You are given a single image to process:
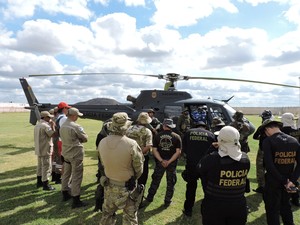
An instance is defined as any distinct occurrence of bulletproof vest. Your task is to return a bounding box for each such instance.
[205,152,249,201]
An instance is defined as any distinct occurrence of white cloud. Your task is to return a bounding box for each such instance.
[151,0,238,28]
[2,0,92,20]
[123,0,145,7]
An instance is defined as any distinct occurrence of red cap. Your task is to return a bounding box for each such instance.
[58,101,71,109]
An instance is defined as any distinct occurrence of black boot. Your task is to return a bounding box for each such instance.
[42,180,55,191]
[72,195,88,209]
[62,191,72,201]
[37,176,43,188]
[51,172,56,182]
[55,173,61,184]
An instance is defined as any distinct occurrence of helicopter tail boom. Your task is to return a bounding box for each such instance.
[19,78,41,125]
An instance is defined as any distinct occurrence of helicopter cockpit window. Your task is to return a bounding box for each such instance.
[209,106,227,124]
[164,105,182,119]
[189,105,208,124]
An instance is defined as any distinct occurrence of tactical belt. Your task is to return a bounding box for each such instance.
[109,179,126,187]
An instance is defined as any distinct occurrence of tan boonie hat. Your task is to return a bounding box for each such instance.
[49,109,54,115]
[108,112,132,132]
[138,112,152,124]
[68,107,83,117]
[40,111,54,118]
[218,126,242,161]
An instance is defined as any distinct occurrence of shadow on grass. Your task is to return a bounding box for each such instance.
[0,166,100,225]
[0,144,33,155]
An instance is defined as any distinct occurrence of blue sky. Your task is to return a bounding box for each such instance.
[1,0,300,107]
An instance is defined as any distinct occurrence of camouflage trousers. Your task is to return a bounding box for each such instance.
[147,160,178,203]
[100,184,138,225]
[256,147,265,187]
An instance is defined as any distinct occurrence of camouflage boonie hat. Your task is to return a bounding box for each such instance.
[108,112,132,132]
[138,112,152,124]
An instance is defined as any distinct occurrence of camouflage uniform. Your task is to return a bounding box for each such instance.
[253,110,273,192]
[126,123,152,186]
[177,112,191,137]
[253,125,267,189]
[99,112,144,225]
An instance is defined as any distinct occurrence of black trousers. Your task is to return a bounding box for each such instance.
[183,165,199,212]
[263,175,294,225]
[147,160,177,203]
[138,155,149,186]
[201,197,247,225]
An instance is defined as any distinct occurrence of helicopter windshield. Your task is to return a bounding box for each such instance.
[223,103,236,118]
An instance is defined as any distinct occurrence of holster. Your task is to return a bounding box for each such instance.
[129,184,145,211]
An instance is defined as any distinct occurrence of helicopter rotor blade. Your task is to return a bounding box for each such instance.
[187,76,300,89]
[28,72,299,89]
[28,72,158,78]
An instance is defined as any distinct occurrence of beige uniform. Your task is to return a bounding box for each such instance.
[60,118,88,196]
[34,119,55,181]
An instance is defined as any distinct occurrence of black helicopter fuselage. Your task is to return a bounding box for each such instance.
[20,77,253,131]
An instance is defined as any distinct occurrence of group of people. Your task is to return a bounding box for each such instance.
[252,110,300,225]
[34,102,88,208]
[34,105,300,225]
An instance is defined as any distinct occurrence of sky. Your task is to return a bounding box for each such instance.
[1,0,300,107]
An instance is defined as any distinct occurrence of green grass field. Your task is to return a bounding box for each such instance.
[0,112,299,225]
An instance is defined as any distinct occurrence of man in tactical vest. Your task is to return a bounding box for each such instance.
[126,112,153,208]
[99,112,144,225]
[197,126,250,225]
[182,121,215,217]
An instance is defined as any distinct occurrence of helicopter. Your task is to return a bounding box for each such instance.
[19,73,300,131]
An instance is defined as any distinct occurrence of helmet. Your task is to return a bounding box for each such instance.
[261,110,272,121]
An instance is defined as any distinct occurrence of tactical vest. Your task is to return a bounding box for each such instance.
[205,152,250,201]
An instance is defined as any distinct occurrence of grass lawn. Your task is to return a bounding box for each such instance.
[0,112,299,225]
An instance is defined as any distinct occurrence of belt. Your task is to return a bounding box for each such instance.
[109,179,126,187]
